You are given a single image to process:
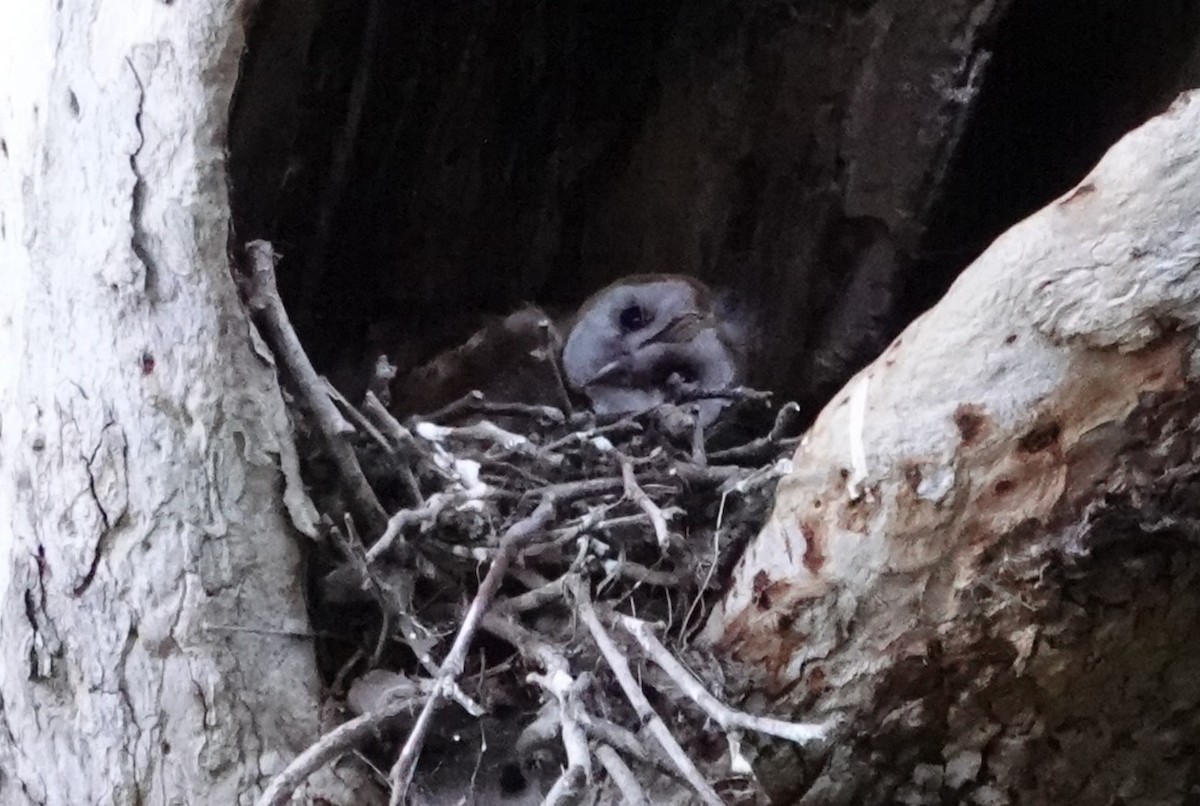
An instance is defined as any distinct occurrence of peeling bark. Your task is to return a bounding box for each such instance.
[706,92,1200,805]
[0,2,361,804]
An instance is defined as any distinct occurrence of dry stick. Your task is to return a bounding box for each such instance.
[359,391,423,507]
[672,384,772,405]
[707,400,802,464]
[386,497,557,805]
[330,518,391,665]
[527,669,591,786]
[497,540,589,613]
[333,517,482,716]
[361,391,415,449]
[255,693,419,806]
[533,476,626,504]
[365,499,446,562]
[539,765,587,806]
[323,378,392,451]
[480,611,570,676]
[421,389,565,425]
[538,319,575,417]
[245,240,388,535]
[672,461,751,491]
[621,459,671,549]
[595,743,650,806]
[324,380,423,507]
[540,417,643,453]
[580,715,683,782]
[572,582,725,806]
[620,616,834,745]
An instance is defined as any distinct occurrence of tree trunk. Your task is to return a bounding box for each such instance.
[704,91,1200,805]
[0,2,365,804]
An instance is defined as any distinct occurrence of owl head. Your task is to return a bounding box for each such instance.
[561,274,752,425]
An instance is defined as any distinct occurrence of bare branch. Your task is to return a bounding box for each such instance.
[420,389,565,425]
[255,692,418,806]
[622,459,671,549]
[595,743,650,806]
[244,240,387,534]
[620,615,834,745]
[572,581,725,806]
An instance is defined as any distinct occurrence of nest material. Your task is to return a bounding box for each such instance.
[245,241,829,806]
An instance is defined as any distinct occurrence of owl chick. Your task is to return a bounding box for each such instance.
[561,274,753,425]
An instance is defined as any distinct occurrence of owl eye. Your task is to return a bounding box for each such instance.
[618,304,648,332]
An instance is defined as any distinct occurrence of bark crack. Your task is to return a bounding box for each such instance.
[73,422,127,597]
[125,57,162,300]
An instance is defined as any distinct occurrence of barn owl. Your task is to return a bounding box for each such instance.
[388,275,752,425]
[561,274,752,425]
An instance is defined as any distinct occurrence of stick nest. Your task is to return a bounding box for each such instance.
[246,241,827,806]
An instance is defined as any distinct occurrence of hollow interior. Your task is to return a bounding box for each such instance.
[228,0,1200,418]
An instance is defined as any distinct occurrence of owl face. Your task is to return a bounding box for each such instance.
[561,275,746,424]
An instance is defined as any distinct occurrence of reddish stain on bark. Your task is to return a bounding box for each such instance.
[953,404,988,445]
[752,570,772,611]
[902,462,923,492]
[800,521,824,574]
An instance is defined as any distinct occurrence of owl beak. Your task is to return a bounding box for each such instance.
[644,310,712,346]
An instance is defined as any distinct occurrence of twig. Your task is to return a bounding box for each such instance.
[708,401,802,464]
[539,765,587,806]
[361,391,416,451]
[480,611,570,675]
[245,240,387,534]
[622,460,671,549]
[386,497,556,805]
[329,518,392,664]
[322,377,392,452]
[603,559,682,587]
[680,515,725,641]
[421,390,565,425]
[671,384,772,405]
[620,616,834,745]
[365,499,445,562]
[498,539,588,612]
[538,318,575,417]
[415,419,530,450]
[534,476,626,504]
[671,461,748,489]
[526,669,590,784]
[255,692,418,806]
[572,580,725,806]
[595,743,650,806]
[352,390,423,507]
[580,715,683,782]
[540,418,642,453]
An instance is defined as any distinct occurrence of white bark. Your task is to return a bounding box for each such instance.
[704,91,1200,802]
[0,2,355,804]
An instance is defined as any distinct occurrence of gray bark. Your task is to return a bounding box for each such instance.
[0,2,361,804]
